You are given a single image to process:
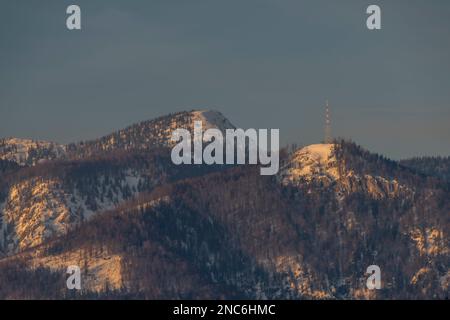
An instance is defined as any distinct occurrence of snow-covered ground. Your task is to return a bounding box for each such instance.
[191,110,236,132]
[0,137,65,166]
[280,143,411,200]
[281,144,339,183]
[0,168,156,254]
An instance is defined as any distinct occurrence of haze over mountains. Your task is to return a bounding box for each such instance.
[0,110,448,299]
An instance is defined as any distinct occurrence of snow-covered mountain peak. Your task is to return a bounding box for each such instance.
[280,142,412,200]
[1,110,237,164]
[281,143,340,183]
[190,110,236,131]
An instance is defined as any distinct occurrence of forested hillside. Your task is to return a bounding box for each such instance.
[0,112,448,299]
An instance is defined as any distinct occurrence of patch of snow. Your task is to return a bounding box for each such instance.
[281,144,339,183]
[191,110,235,132]
[0,137,65,166]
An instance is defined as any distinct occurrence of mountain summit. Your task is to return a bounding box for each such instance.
[0,110,234,166]
[281,143,339,182]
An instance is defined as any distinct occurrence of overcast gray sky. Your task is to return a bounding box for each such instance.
[1,0,449,159]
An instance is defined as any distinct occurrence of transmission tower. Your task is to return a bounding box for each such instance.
[324,100,332,144]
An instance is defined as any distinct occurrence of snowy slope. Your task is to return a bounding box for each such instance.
[0,161,170,254]
[280,143,411,200]
[0,110,236,254]
[281,144,339,183]
[191,110,236,132]
[0,138,66,166]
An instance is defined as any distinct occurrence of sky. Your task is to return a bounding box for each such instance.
[1,0,449,159]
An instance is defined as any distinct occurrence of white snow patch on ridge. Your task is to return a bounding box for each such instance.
[281,144,339,183]
[0,137,65,165]
[191,110,236,132]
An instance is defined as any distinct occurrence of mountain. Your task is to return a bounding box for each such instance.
[0,150,172,254]
[280,143,416,199]
[0,112,448,299]
[0,110,233,255]
[281,143,339,181]
[0,110,234,166]
[65,110,235,159]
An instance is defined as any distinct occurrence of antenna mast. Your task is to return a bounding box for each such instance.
[324,100,332,144]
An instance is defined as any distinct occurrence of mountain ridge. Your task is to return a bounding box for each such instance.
[0,110,448,299]
[0,110,234,166]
